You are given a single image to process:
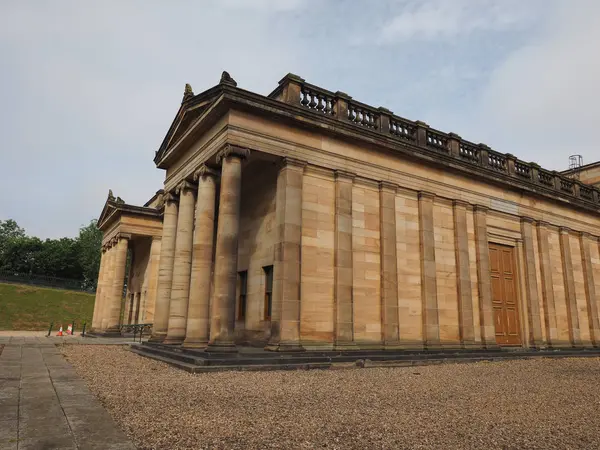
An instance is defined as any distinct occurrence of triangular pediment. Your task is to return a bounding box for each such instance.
[155,85,224,163]
[97,190,125,229]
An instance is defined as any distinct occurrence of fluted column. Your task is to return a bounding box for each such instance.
[100,242,116,330]
[105,234,130,333]
[537,221,558,346]
[184,165,219,348]
[560,227,582,347]
[164,181,197,344]
[580,232,600,347]
[208,145,249,351]
[91,246,108,331]
[474,206,497,348]
[521,218,543,347]
[150,193,179,342]
[419,191,440,348]
[453,200,476,347]
[380,181,400,347]
[334,170,355,348]
[267,157,305,351]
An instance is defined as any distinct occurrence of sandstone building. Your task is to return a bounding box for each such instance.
[91,72,600,351]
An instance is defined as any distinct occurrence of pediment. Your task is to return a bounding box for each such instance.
[97,191,125,229]
[154,86,224,163]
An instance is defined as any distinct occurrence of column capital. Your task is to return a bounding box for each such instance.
[559,226,572,235]
[117,233,132,241]
[278,156,307,171]
[537,220,551,229]
[175,180,197,195]
[379,180,398,193]
[110,236,119,246]
[580,231,592,239]
[521,216,535,224]
[193,164,219,181]
[418,191,435,201]
[473,204,489,214]
[452,199,470,208]
[216,144,250,164]
[334,169,355,181]
[163,192,179,204]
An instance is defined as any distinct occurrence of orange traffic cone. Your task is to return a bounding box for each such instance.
[67,324,73,335]
[57,326,63,336]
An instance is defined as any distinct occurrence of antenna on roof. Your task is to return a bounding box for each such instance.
[568,155,583,180]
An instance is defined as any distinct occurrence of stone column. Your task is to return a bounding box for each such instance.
[91,247,108,331]
[150,193,179,342]
[521,218,544,347]
[105,234,130,333]
[208,145,249,351]
[473,206,497,348]
[418,191,440,348]
[559,227,582,347]
[453,201,476,347]
[579,233,599,347]
[164,181,197,344]
[334,170,355,349]
[183,165,219,348]
[266,157,304,351]
[380,181,400,347]
[536,221,558,346]
[144,236,162,323]
[100,243,116,330]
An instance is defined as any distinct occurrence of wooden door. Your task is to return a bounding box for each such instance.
[489,244,521,346]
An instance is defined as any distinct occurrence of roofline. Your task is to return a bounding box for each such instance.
[561,160,600,174]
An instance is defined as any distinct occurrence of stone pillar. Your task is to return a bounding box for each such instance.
[521,218,544,347]
[380,181,400,347]
[164,181,197,344]
[208,145,249,351]
[418,192,440,348]
[333,170,355,348]
[580,233,599,347]
[453,201,476,347]
[100,243,116,330]
[91,247,108,331]
[183,165,219,348]
[473,206,497,348]
[144,236,162,324]
[266,156,305,351]
[105,234,130,333]
[536,221,558,346]
[559,227,582,347]
[150,193,179,342]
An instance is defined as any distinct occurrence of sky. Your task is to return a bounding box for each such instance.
[1,0,599,239]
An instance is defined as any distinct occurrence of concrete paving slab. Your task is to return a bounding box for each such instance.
[0,342,136,450]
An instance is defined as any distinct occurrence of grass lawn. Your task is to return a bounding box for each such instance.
[0,282,95,330]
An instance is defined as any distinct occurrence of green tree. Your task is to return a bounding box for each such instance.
[0,219,26,255]
[77,220,102,287]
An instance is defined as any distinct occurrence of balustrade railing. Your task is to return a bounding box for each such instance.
[487,151,507,173]
[515,161,532,179]
[389,117,416,142]
[426,130,449,152]
[300,85,335,115]
[348,102,379,129]
[459,141,480,162]
[272,74,600,207]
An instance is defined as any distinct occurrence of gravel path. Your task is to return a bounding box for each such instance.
[61,346,600,450]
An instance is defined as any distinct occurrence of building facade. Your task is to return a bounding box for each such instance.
[91,72,600,351]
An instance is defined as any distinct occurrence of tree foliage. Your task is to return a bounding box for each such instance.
[0,219,102,284]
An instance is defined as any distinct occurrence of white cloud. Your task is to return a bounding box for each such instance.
[378,0,531,43]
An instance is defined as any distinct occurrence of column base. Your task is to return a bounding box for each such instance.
[149,332,167,343]
[206,342,237,353]
[182,339,209,349]
[264,341,304,352]
[162,336,185,345]
[460,341,482,350]
[334,341,358,351]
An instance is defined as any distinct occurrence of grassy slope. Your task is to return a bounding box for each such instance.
[0,282,95,330]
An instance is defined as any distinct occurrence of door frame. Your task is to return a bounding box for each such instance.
[488,233,528,348]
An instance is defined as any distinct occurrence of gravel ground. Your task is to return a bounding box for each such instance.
[61,346,600,450]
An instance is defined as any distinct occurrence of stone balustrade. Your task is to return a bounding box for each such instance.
[270,74,600,208]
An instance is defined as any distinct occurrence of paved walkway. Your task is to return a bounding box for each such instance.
[0,341,135,449]
[0,332,146,346]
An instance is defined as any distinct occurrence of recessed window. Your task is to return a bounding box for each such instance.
[237,271,248,321]
[263,265,273,320]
